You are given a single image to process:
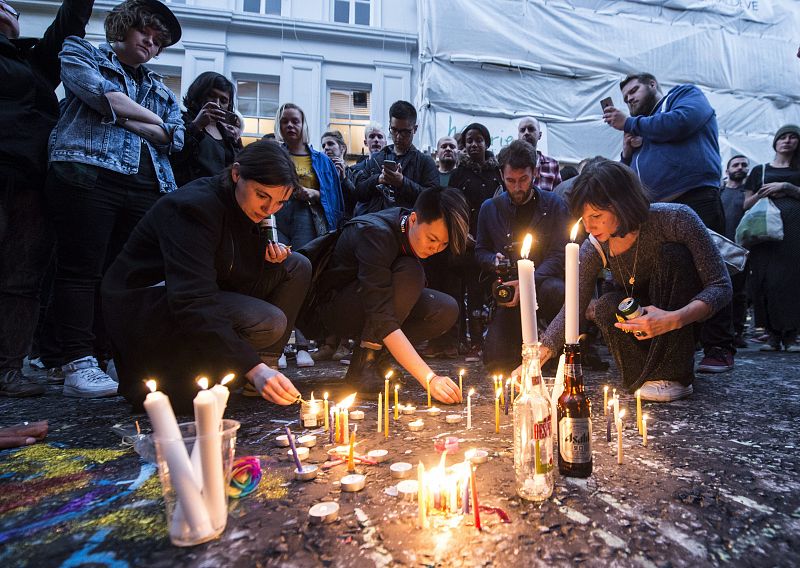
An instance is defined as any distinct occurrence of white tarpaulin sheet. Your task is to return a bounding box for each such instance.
[416,0,800,166]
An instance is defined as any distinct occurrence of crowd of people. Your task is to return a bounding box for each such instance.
[2,0,800,444]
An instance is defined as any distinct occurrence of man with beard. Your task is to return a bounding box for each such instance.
[436,136,458,186]
[720,155,750,348]
[603,72,735,373]
[475,140,568,373]
[517,116,562,191]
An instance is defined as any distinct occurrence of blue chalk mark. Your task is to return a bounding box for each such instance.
[60,528,129,568]
[0,463,157,545]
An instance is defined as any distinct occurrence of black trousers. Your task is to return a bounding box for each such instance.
[319,257,458,346]
[0,172,53,370]
[483,276,564,373]
[594,244,700,392]
[672,187,735,352]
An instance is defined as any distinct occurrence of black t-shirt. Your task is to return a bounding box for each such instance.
[512,189,539,245]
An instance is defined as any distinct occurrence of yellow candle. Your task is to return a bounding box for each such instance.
[384,372,391,437]
[323,392,329,432]
[426,372,433,408]
[348,425,356,472]
[636,389,642,434]
[642,414,648,447]
[495,388,501,433]
[499,375,505,409]
[335,408,340,443]
[378,393,382,433]
[418,462,428,528]
[394,384,399,420]
[617,409,626,465]
[603,386,609,416]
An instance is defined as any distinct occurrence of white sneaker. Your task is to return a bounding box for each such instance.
[639,380,693,403]
[296,349,314,367]
[62,356,118,398]
[278,354,287,369]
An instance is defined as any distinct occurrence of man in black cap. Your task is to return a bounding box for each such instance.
[0,0,95,397]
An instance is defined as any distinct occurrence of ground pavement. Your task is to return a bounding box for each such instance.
[1,346,799,568]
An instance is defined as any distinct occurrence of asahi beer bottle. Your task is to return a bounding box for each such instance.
[557,343,593,477]
[513,343,555,501]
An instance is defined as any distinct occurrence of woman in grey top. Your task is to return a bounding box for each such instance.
[539,160,732,402]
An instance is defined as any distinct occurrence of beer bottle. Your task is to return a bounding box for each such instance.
[557,344,593,477]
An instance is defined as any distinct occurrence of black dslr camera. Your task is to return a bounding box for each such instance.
[492,243,518,305]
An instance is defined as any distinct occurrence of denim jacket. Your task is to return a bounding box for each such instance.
[48,37,184,193]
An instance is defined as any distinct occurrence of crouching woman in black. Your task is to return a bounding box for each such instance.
[538,159,732,403]
[102,141,311,412]
[310,187,469,404]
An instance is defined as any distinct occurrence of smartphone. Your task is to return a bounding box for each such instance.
[220,110,239,126]
[600,97,614,111]
[383,160,398,172]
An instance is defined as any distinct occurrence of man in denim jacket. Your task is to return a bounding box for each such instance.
[46,0,184,398]
[0,0,94,398]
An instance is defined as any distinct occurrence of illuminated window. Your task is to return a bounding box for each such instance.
[328,88,371,157]
[333,0,370,26]
[237,79,280,145]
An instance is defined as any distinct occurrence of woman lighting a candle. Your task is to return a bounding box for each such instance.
[533,159,731,402]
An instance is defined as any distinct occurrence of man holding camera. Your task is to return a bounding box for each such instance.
[475,140,569,373]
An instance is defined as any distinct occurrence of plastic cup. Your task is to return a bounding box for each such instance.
[153,419,240,546]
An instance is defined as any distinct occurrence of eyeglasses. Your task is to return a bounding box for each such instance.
[1,3,19,20]
[389,126,416,137]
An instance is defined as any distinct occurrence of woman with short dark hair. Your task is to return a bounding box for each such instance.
[102,140,310,413]
[46,0,184,398]
[170,71,243,186]
[538,159,732,402]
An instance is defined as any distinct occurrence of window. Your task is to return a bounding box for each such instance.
[237,79,280,145]
[242,0,281,16]
[333,0,370,26]
[328,88,371,157]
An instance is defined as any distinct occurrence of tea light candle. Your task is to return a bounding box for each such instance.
[288,447,309,461]
[401,405,416,415]
[390,462,413,479]
[350,410,365,421]
[367,449,389,463]
[408,419,425,432]
[427,407,441,417]
[397,479,419,501]
[309,501,339,524]
[275,434,290,447]
[294,464,319,481]
[466,449,489,464]
[297,434,317,448]
[340,473,366,492]
[302,413,318,428]
[445,414,463,425]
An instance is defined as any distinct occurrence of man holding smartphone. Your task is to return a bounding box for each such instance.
[353,100,438,213]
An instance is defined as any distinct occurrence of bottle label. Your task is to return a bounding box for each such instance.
[559,417,592,463]
[532,418,551,440]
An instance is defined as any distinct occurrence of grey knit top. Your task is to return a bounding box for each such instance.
[541,203,733,355]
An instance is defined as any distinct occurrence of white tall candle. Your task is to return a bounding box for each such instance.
[143,383,212,538]
[343,409,350,445]
[194,390,227,530]
[467,388,474,430]
[565,222,581,344]
[518,234,538,344]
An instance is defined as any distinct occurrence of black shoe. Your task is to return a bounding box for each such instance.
[344,345,385,394]
[0,368,45,397]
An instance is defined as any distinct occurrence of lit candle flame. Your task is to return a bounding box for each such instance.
[608,400,614,409]
[495,388,501,399]
[385,370,393,380]
[146,379,157,393]
[570,220,581,242]
[521,233,533,259]
[338,392,357,409]
[310,391,315,403]
[468,387,475,396]
[459,369,465,377]
[197,377,209,390]
[324,391,328,401]
[643,413,649,422]
[619,409,626,420]
[221,373,235,386]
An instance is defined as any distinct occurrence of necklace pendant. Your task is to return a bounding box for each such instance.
[629,277,635,286]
